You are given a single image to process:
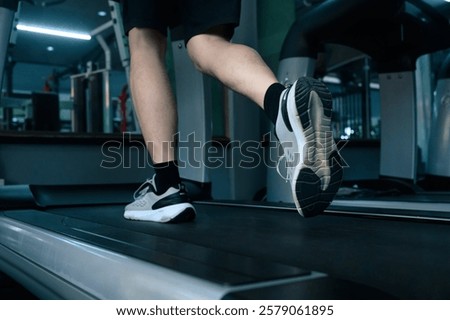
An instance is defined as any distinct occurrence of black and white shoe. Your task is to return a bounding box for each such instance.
[124,175,196,223]
[275,77,343,217]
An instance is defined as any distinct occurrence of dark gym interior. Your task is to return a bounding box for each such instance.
[1,0,450,299]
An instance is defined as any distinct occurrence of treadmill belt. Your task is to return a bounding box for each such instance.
[4,206,308,286]
[4,201,450,298]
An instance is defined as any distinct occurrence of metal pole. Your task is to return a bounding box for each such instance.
[109,0,139,132]
[108,0,130,82]
[103,70,112,133]
[361,57,372,139]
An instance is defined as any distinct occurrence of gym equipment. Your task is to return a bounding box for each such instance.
[170,28,213,186]
[1,0,450,301]
[1,184,450,299]
[70,2,129,134]
[0,0,133,134]
[71,67,107,133]
[31,92,60,131]
[427,53,450,178]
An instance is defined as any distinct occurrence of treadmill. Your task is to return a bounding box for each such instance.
[1,183,450,299]
[1,0,450,300]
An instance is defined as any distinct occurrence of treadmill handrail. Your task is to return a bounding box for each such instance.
[281,0,450,72]
[280,0,403,59]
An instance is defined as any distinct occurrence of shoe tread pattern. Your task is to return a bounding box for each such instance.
[293,77,341,217]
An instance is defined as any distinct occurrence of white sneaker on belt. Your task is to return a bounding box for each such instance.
[124,175,196,223]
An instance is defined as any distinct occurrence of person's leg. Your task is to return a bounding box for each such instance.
[187,28,343,217]
[128,28,176,165]
[121,0,195,223]
[123,0,182,191]
[186,26,278,109]
[125,27,195,223]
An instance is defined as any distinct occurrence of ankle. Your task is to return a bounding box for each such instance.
[263,83,285,124]
[153,160,180,194]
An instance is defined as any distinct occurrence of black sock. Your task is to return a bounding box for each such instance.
[153,161,180,195]
[263,83,285,125]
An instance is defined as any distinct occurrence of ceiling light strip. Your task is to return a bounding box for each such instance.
[16,24,91,40]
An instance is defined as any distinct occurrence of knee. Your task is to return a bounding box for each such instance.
[129,28,167,59]
[186,35,211,73]
[187,32,230,74]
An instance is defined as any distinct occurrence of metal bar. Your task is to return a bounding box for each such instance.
[361,58,372,139]
[103,70,112,133]
[96,34,111,70]
[90,20,113,37]
[108,0,136,131]
[379,71,417,181]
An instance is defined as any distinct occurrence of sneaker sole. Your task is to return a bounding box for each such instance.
[168,207,196,223]
[290,77,343,217]
[124,203,196,223]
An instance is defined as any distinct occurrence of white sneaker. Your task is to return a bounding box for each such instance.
[275,77,343,217]
[124,176,196,223]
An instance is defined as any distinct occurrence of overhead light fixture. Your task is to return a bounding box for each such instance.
[97,11,107,17]
[322,75,341,84]
[46,46,54,51]
[16,24,91,40]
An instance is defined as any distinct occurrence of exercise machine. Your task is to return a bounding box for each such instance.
[2,183,450,299]
[1,0,450,300]
[428,53,450,178]
[70,0,134,134]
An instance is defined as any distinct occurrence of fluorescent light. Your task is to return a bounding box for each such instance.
[17,24,91,40]
[322,75,341,84]
[370,82,380,90]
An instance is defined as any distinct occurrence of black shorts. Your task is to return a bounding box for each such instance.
[121,0,241,43]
